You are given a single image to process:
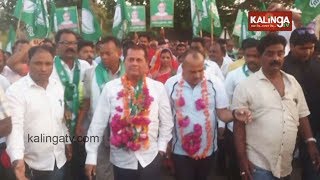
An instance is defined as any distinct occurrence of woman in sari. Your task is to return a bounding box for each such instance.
[149,48,179,84]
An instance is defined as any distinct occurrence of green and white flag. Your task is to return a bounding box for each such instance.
[191,0,222,37]
[190,0,203,37]
[49,0,58,32]
[112,0,129,40]
[150,0,174,27]
[295,0,320,25]
[14,0,50,39]
[81,0,102,42]
[6,26,16,53]
[240,10,255,45]
[128,6,146,32]
[232,9,242,37]
[202,0,222,36]
[56,6,79,33]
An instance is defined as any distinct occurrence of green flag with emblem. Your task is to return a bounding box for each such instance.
[81,0,102,42]
[14,0,50,39]
[112,0,129,40]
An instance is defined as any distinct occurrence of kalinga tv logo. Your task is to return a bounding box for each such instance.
[248,11,292,31]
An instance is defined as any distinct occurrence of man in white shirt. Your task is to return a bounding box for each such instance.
[51,29,91,180]
[77,36,125,180]
[78,40,97,67]
[2,40,30,84]
[177,37,224,81]
[232,33,320,180]
[208,40,233,77]
[6,45,68,180]
[85,44,174,180]
[223,38,260,180]
[165,49,251,180]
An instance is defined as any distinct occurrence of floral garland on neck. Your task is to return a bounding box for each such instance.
[175,78,213,159]
[110,75,154,151]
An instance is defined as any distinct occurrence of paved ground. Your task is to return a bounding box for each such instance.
[162,158,302,180]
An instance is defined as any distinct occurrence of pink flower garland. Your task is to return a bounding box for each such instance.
[175,78,213,159]
[110,76,154,151]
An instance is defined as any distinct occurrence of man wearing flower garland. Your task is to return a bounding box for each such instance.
[51,29,91,179]
[85,44,174,180]
[232,34,320,180]
[77,36,125,180]
[164,49,252,180]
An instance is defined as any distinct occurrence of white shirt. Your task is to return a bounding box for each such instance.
[0,75,10,91]
[85,77,174,169]
[221,57,234,77]
[51,58,91,84]
[177,59,225,81]
[6,75,68,171]
[1,66,22,84]
[231,69,310,178]
[219,65,254,131]
[0,84,10,144]
[165,73,229,156]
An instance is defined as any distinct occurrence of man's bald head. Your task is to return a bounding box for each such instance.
[181,49,205,88]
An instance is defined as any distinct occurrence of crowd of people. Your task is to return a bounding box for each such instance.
[0,13,319,180]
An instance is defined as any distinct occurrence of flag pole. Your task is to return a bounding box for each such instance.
[16,5,23,39]
[211,18,214,44]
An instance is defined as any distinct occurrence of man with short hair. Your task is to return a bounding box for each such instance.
[139,34,156,65]
[165,49,251,180]
[233,33,320,180]
[177,37,224,81]
[78,40,96,67]
[85,44,173,180]
[51,29,91,180]
[282,27,320,180]
[6,45,68,180]
[3,40,30,83]
[77,36,126,180]
[208,41,233,77]
[175,43,187,60]
[222,38,260,180]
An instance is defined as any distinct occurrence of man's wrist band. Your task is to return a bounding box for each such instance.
[305,137,317,143]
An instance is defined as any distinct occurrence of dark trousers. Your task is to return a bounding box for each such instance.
[225,128,241,180]
[113,153,162,180]
[26,162,66,180]
[65,141,87,180]
[172,153,213,180]
[300,132,320,180]
[0,143,15,180]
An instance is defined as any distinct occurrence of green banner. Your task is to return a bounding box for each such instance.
[128,6,146,32]
[56,6,79,33]
[150,0,174,27]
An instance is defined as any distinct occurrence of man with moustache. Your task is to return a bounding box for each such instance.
[51,29,91,180]
[232,33,320,180]
[78,40,96,67]
[85,44,173,180]
[6,46,68,180]
[282,27,320,180]
[77,36,126,180]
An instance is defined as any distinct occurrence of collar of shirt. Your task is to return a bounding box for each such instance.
[26,74,57,88]
[256,68,290,82]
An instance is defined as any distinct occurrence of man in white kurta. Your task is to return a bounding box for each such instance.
[85,45,173,180]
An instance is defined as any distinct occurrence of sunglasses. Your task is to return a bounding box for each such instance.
[296,28,315,35]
